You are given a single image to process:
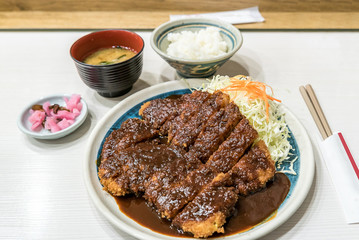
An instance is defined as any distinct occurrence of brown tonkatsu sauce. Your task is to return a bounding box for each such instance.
[219,172,290,236]
[115,173,290,238]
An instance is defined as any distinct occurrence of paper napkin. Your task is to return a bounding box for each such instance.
[319,132,359,224]
[170,6,265,25]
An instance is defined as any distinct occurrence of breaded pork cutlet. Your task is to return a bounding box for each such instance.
[229,140,276,196]
[169,91,230,148]
[99,140,187,196]
[98,154,129,196]
[160,91,213,135]
[154,117,258,219]
[100,118,158,164]
[139,91,211,136]
[98,90,279,238]
[144,150,202,206]
[139,97,183,130]
[167,91,211,143]
[187,102,243,163]
[206,117,258,172]
[172,174,237,238]
[155,164,217,219]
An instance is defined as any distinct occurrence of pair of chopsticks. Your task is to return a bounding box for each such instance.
[301,85,359,181]
[299,84,332,140]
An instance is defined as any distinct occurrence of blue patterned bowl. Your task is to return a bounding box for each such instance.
[151,18,243,78]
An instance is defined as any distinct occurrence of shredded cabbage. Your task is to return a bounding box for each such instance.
[200,75,293,171]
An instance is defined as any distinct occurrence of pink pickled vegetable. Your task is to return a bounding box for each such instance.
[31,121,43,131]
[67,120,75,125]
[57,119,73,130]
[28,110,46,124]
[72,108,80,117]
[76,102,83,112]
[28,110,46,131]
[44,117,61,133]
[28,94,83,133]
[54,110,77,120]
[65,94,81,112]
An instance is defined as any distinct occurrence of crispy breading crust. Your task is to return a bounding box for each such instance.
[229,140,276,196]
[180,213,226,238]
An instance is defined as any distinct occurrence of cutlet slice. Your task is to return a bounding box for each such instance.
[98,153,129,196]
[155,164,217,219]
[188,102,243,163]
[139,97,183,130]
[139,91,211,135]
[144,151,202,206]
[167,91,211,143]
[100,128,125,163]
[170,91,230,149]
[100,118,159,164]
[99,118,159,195]
[229,140,276,196]
[159,92,211,136]
[99,141,186,196]
[206,117,258,172]
[173,174,237,238]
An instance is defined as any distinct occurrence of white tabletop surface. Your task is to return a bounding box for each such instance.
[0,30,358,240]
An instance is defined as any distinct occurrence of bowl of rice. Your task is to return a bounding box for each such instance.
[151,18,243,78]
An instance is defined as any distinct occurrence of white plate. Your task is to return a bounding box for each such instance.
[83,79,314,240]
[17,94,88,140]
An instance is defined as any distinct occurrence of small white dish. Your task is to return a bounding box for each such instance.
[17,94,88,140]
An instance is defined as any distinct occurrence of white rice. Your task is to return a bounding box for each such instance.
[166,27,228,60]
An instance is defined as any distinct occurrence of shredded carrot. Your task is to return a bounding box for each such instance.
[220,76,281,121]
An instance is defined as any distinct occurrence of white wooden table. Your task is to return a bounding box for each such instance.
[1,30,358,239]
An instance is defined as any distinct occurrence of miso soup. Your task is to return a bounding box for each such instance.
[84,46,137,65]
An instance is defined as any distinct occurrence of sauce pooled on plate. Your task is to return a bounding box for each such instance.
[115,173,290,238]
